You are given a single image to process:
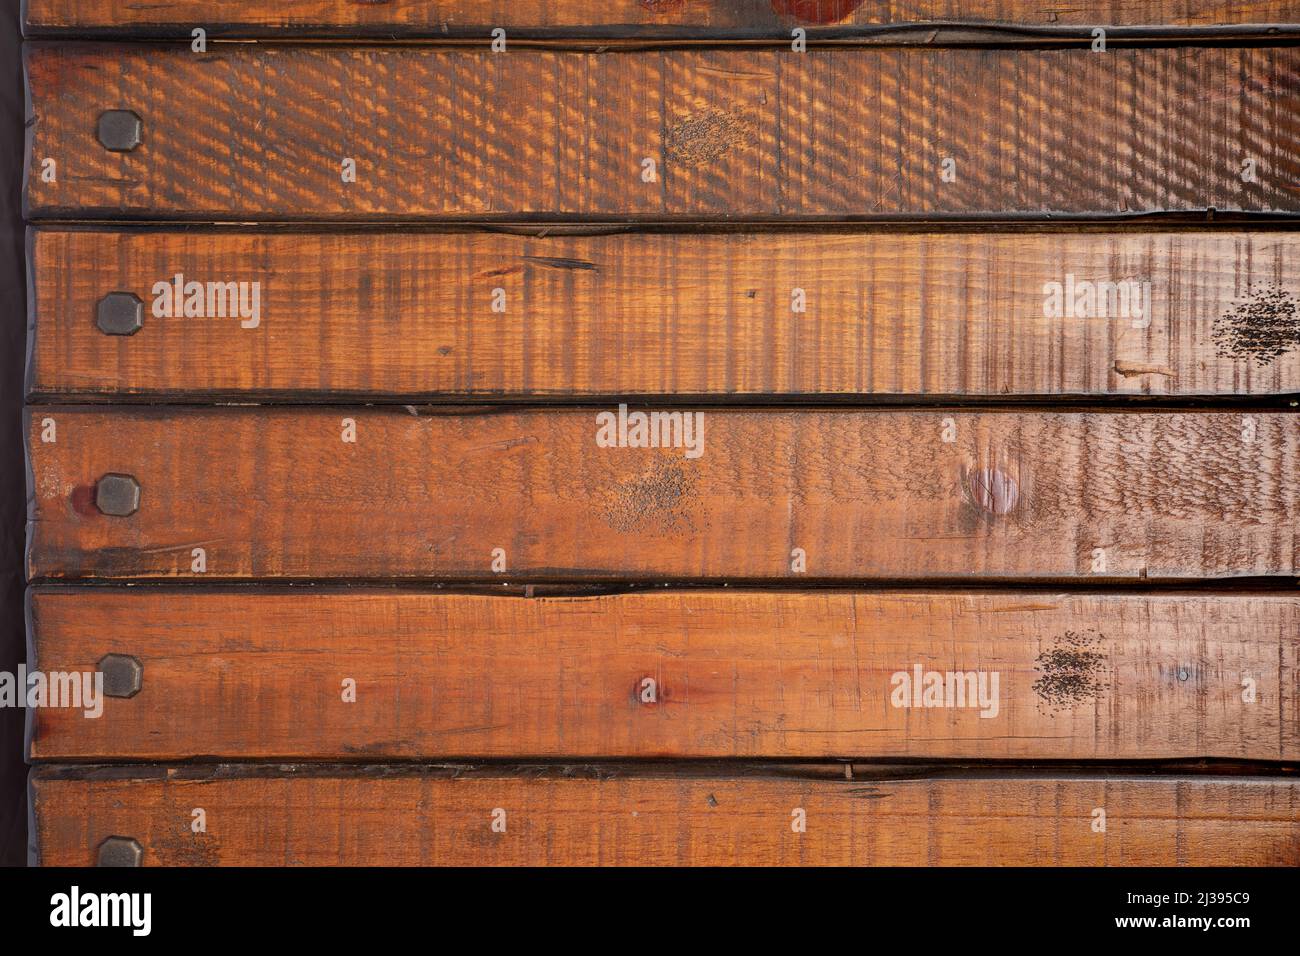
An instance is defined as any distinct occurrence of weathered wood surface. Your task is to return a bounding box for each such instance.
[23,0,1300,37]
[26,587,1300,761]
[25,45,1300,220]
[30,766,1300,865]
[25,407,1300,581]
[28,229,1300,399]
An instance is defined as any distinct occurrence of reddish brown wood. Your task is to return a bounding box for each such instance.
[31,765,1300,865]
[28,229,1300,399]
[27,587,1300,761]
[25,45,1300,220]
[25,407,1300,582]
[24,0,1300,37]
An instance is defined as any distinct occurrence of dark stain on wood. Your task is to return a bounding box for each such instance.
[665,107,755,168]
[1033,629,1109,716]
[600,458,699,534]
[1213,284,1300,365]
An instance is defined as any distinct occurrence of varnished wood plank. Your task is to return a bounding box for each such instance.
[25,45,1300,220]
[23,0,1300,37]
[25,407,1300,581]
[30,766,1300,865]
[27,587,1300,761]
[28,229,1300,399]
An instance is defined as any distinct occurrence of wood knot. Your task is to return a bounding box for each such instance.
[964,466,1019,516]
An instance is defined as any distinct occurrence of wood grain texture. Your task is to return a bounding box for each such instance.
[28,229,1300,399]
[25,407,1300,581]
[25,45,1300,220]
[27,587,1300,761]
[30,766,1300,865]
[23,0,1300,37]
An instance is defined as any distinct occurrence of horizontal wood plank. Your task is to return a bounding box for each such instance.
[27,587,1300,761]
[25,45,1300,220]
[25,407,1300,581]
[23,0,1300,37]
[28,229,1300,399]
[31,766,1300,865]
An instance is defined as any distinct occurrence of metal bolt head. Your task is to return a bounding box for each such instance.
[97,110,142,152]
[96,292,143,336]
[97,836,143,867]
[95,474,141,517]
[98,654,143,698]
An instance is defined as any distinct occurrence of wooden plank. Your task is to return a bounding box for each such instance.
[27,587,1300,761]
[25,407,1300,581]
[25,45,1300,220]
[24,0,1300,38]
[30,766,1300,865]
[28,228,1300,400]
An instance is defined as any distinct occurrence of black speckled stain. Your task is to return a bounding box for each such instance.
[1032,629,1109,716]
[665,108,754,168]
[1213,284,1300,365]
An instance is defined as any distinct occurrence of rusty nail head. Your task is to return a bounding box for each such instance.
[97,110,142,151]
[97,836,143,867]
[98,654,143,698]
[95,474,141,517]
[96,293,143,336]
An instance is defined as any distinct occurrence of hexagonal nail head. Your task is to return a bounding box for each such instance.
[95,474,141,517]
[98,654,143,699]
[97,110,142,152]
[96,292,144,336]
[97,836,143,867]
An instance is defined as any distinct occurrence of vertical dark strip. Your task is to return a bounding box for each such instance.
[0,0,27,867]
